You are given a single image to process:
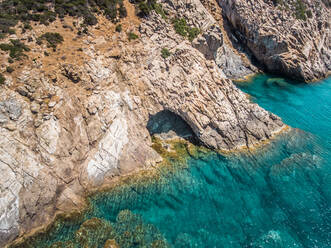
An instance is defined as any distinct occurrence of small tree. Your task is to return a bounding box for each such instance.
[6,66,14,73]
[0,74,5,84]
[161,48,171,59]
[38,32,64,49]
[128,32,138,41]
[116,24,122,33]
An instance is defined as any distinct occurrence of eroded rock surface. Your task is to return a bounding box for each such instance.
[219,0,331,82]
[138,12,284,150]
[0,0,288,246]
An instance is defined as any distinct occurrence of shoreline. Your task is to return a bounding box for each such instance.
[7,138,205,247]
[7,126,290,247]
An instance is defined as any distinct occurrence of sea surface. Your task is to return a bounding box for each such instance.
[15,75,331,248]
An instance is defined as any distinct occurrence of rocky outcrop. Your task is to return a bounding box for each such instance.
[138,12,284,150]
[0,0,287,246]
[219,0,331,82]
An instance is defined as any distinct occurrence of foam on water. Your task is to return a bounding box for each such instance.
[13,75,331,248]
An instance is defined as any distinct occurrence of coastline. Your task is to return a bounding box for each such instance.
[217,124,291,156]
[7,137,206,247]
[7,124,290,247]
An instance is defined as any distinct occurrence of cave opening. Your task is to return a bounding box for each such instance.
[146,110,200,145]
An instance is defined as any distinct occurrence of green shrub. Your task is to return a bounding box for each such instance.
[306,9,313,18]
[38,32,64,49]
[272,0,283,6]
[136,0,166,18]
[161,48,171,59]
[138,2,152,16]
[153,3,167,19]
[118,4,127,18]
[6,66,14,73]
[0,0,128,35]
[8,28,16,34]
[188,27,200,41]
[295,0,307,20]
[173,18,187,36]
[0,74,5,84]
[172,18,200,41]
[24,23,32,30]
[0,39,30,60]
[128,32,138,41]
[321,0,331,7]
[115,24,122,33]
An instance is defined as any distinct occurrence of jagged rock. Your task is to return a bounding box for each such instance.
[0,98,22,121]
[193,24,223,60]
[219,0,331,82]
[4,121,17,131]
[30,101,40,114]
[216,45,255,79]
[139,11,285,150]
[0,0,293,246]
[61,64,82,83]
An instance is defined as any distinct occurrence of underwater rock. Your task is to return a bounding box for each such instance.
[114,210,169,248]
[174,233,199,248]
[104,239,119,248]
[251,230,303,248]
[75,218,115,248]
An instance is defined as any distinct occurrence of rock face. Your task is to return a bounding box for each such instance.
[0,0,289,246]
[138,12,284,150]
[219,0,331,82]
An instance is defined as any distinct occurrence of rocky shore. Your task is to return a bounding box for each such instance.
[0,0,328,246]
[219,0,330,82]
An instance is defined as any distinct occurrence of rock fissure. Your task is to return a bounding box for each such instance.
[0,0,328,246]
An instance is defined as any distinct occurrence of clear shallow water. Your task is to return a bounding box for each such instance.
[14,75,331,248]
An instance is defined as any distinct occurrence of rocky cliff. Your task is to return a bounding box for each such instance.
[219,0,330,82]
[0,0,324,246]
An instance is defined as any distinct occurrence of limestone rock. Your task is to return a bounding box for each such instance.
[193,24,223,60]
[30,101,40,114]
[219,0,331,82]
[216,45,255,79]
[0,0,289,246]
[139,11,285,150]
[61,64,83,83]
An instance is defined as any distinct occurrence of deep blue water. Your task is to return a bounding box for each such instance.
[15,75,331,248]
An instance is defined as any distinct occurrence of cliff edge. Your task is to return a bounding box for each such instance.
[1,0,326,246]
[219,0,330,82]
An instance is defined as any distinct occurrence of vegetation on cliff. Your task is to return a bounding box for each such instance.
[161,48,171,59]
[0,0,127,37]
[134,0,167,19]
[0,74,5,84]
[128,31,139,41]
[272,0,314,20]
[0,39,30,60]
[37,32,64,50]
[172,18,200,41]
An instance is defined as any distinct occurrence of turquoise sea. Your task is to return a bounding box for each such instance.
[14,75,331,248]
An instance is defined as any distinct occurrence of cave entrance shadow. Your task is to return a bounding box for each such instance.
[146,110,200,145]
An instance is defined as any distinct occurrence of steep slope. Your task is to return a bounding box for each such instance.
[219,0,331,82]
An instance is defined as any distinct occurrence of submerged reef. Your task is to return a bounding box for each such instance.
[12,211,169,248]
